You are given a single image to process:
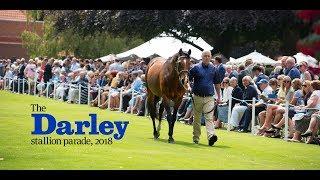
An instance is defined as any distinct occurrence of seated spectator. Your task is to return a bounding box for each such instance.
[267,80,312,138]
[290,80,320,142]
[237,79,273,133]
[229,76,258,130]
[285,57,301,80]
[298,61,312,81]
[301,111,320,144]
[214,77,233,129]
[257,76,294,135]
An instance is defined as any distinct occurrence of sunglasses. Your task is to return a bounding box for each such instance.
[283,81,291,83]
[223,81,228,83]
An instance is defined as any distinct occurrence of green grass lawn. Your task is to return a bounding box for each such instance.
[0,90,319,170]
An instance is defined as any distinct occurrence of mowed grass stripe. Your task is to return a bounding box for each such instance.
[0,90,319,169]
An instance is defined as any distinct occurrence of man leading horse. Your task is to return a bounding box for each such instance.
[188,50,222,146]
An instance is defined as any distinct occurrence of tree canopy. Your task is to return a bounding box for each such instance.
[40,10,308,58]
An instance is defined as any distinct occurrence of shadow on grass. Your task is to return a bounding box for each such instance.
[148,138,231,149]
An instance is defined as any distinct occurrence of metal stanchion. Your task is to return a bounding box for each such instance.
[3,77,6,90]
[131,90,134,114]
[119,88,123,112]
[108,88,112,109]
[284,101,289,141]
[53,82,56,99]
[144,96,148,117]
[12,79,15,93]
[78,84,81,104]
[22,79,25,94]
[46,83,49,98]
[34,81,37,96]
[17,78,20,93]
[28,80,31,95]
[87,84,91,106]
[251,97,256,135]
[227,96,232,131]
[98,86,101,107]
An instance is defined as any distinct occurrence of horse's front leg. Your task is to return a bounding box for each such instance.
[167,98,182,143]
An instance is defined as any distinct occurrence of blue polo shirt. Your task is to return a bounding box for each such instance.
[189,62,221,96]
[285,67,301,80]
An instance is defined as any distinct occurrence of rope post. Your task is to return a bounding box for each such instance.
[22,79,25,94]
[227,95,232,131]
[251,97,256,135]
[98,86,101,107]
[87,84,91,106]
[46,83,49,98]
[119,88,123,112]
[28,80,31,95]
[33,80,37,96]
[12,79,15,93]
[2,77,4,90]
[108,89,111,110]
[284,101,289,141]
[34,80,37,96]
[17,78,20,93]
[144,96,148,117]
[53,82,56,99]
[131,90,134,114]
[78,84,81,104]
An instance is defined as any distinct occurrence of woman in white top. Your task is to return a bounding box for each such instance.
[291,80,320,142]
[214,77,234,128]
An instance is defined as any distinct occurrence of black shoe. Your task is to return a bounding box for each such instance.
[240,129,249,133]
[265,128,276,134]
[208,135,218,146]
[137,112,144,116]
[193,140,199,144]
[237,128,243,132]
[271,124,281,130]
[301,130,313,138]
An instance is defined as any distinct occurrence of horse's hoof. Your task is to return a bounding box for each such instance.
[168,138,175,144]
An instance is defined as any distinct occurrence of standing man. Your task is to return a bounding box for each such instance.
[189,50,222,146]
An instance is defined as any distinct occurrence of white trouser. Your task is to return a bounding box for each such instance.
[229,105,247,127]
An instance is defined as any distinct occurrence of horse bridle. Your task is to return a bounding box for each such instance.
[174,55,190,91]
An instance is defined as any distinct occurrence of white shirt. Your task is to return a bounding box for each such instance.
[258,85,273,104]
[222,86,234,103]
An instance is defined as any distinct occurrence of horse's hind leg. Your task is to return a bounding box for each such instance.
[147,92,160,139]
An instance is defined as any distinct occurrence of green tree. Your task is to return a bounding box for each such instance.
[44,10,307,58]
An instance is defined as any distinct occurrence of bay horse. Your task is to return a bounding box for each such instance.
[146,49,191,143]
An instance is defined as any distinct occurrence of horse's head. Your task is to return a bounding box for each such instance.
[172,48,191,91]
